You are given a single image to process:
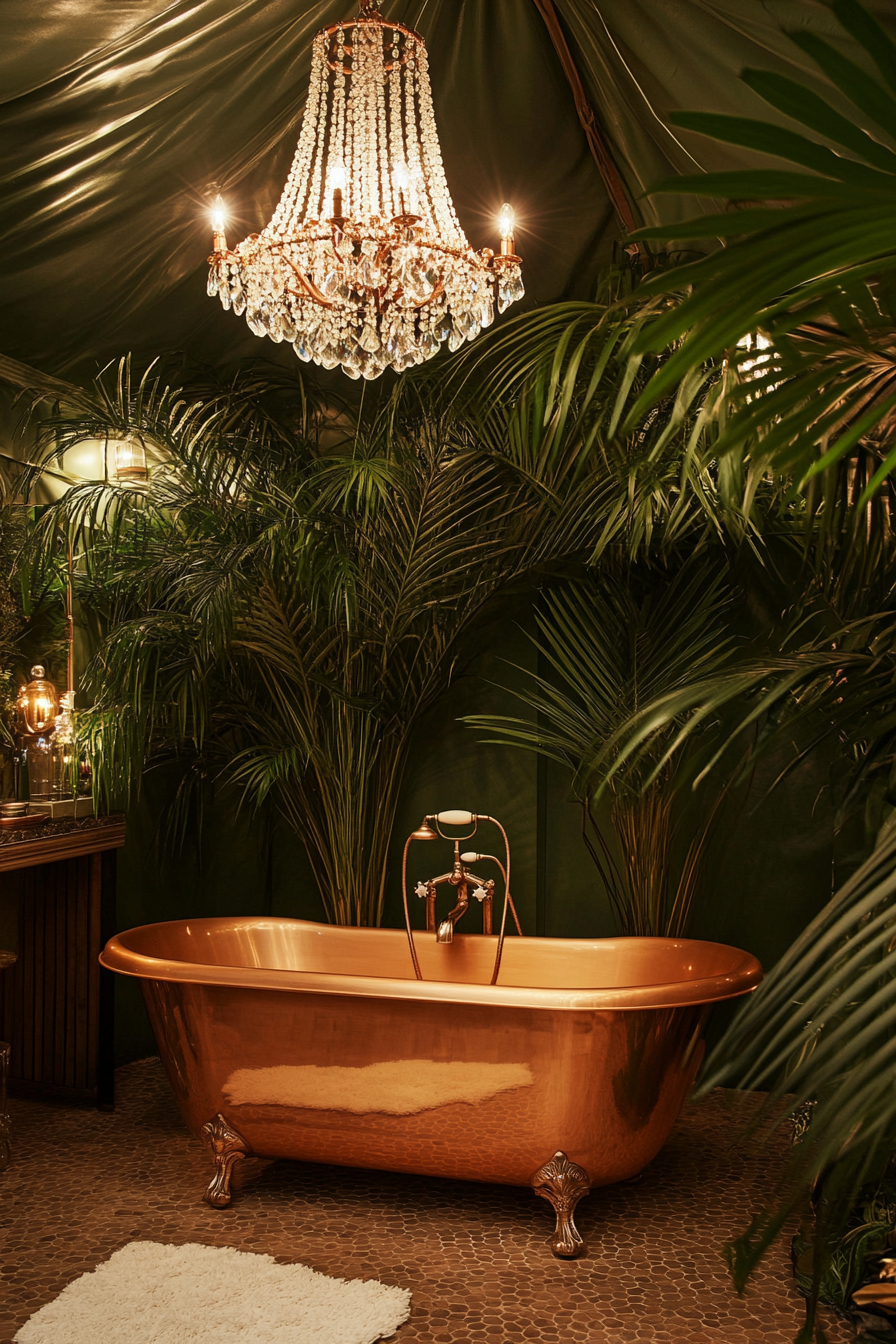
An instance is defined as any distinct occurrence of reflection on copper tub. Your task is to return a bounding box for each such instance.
[100,919,761,1256]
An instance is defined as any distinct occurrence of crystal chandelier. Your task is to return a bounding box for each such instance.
[206,0,524,379]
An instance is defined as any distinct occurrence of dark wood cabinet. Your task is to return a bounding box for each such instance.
[0,817,125,1108]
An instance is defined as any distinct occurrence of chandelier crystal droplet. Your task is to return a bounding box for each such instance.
[206,1,524,379]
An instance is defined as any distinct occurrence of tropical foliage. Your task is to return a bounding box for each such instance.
[4,262,747,927]
[0,498,25,794]
[20,358,567,925]
[465,559,740,936]
[627,0,896,540]
[693,821,896,1342]
[5,319,682,925]
[562,1,896,1336]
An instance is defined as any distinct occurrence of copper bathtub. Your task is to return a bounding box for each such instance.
[101,918,761,1255]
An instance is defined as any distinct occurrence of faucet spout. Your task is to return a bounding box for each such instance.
[436,918,455,944]
[436,887,469,943]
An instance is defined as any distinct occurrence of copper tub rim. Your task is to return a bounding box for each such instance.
[100,916,762,1012]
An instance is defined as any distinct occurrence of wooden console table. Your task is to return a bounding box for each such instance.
[0,815,125,1109]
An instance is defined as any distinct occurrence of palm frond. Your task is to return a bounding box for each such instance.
[465,559,740,935]
[696,815,896,1329]
[620,0,896,526]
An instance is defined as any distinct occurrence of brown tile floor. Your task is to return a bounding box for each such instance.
[0,1059,854,1343]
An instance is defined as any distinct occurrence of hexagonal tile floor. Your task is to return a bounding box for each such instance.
[0,1059,853,1343]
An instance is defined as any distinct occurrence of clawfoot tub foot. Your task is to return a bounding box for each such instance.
[201,1113,251,1208]
[531,1150,592,1258]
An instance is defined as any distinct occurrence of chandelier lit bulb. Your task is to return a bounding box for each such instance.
[211,194,227,251]
[206,0,524,379]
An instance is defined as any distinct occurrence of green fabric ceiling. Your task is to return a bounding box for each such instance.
[2,0,894,372]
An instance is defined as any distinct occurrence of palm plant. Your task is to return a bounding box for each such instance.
[465,558,740,937]
[570,540,896,1339]
[3,262,754,926]
[0,499,26,797]
[440,267,749,566]
[699,818,896,1343]
[14,347,637,926]
[624,0,896,536]
[575,32,896,1320]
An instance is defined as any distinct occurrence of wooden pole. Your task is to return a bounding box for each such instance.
[530,0,643,252]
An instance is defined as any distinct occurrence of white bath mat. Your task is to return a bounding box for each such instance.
[14,1240,411,1344]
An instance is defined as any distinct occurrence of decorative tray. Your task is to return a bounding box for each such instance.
[0,812,48,830]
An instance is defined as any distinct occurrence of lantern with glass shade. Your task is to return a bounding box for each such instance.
[15,666,69,808]
[14,653,91,819]
[107,433,148,482]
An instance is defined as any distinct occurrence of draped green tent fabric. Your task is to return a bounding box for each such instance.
[2,0,895,370]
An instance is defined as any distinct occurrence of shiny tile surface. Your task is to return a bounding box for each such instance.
[0,1059,852,1343]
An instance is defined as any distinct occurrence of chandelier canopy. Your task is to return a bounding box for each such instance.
[207,0,524,379]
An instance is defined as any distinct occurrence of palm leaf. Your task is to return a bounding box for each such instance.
[465,559,739,935]
[694,816,896,1331]
[619,0,896,521]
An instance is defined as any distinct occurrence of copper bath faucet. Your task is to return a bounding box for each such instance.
[400,810,522,984]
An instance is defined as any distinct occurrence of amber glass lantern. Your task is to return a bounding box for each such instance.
[16,666,59,737]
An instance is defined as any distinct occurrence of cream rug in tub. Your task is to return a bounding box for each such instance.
[14,1241,411,1344]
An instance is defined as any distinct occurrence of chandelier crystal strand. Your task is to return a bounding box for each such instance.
[207,1,523,380]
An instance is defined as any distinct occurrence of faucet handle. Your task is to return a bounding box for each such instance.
[414,881,429,899]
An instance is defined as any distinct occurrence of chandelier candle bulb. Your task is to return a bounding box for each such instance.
[211,194,227,252]
[205,0,524,378]
[393,160,410,216]
[499,203,515,256]
[328,163,346,219]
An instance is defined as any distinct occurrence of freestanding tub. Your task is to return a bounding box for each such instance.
[101,918,761,1256]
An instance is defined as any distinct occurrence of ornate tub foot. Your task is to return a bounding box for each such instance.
[201,1113,251,1208]
[531,1150,592,1258]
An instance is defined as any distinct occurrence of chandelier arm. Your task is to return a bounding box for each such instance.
[283,259,334,309]
[413,279,444,311]
[529,0,644,253]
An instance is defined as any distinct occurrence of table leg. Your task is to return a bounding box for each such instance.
[0,1041,10,1169]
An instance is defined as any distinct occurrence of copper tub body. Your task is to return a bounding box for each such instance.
[101,918,761,1195]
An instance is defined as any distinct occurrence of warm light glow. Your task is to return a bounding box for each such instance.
[110,434,148,482]
[16,666,59,737]
[62,438,106,481]
[736,331,773,380]
[499,203,515,240]
[211,194,227,232]
[204,13,524,378]
[327,162,346,216]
